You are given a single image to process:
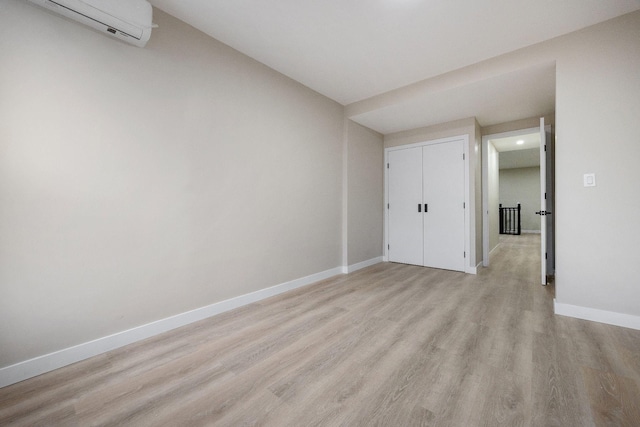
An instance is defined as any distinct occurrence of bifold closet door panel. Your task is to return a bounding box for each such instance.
[422,141,465,272]
[387,147,423,266]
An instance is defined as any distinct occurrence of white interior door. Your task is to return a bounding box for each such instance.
[423,141,465,271]
[545,126,555,280]
[388,147,423,266]
[539,118,547,285]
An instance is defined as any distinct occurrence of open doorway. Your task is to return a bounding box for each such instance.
[482,124,554,284]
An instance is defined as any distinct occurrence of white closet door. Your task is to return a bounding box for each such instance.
[388,147,423,266]
[422,141,465,271]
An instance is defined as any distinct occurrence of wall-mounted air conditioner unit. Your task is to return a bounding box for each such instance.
[28,0,153,47]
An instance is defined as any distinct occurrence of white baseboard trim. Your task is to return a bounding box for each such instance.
[554,299,640,331]
[0,266,344,388]
[346,256,383,273]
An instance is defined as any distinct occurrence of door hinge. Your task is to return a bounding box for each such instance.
[463,153,465,160]
[464,251,466,258]
[545,252,548,260]
[545,192,547,200]
[544,144,547,152]
[387,203,389,209]
[463,202,465,209]
[387,163,389,169]
[388,244,390,250]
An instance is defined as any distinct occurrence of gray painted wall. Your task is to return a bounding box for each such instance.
[499,167,541,232]
[554,11,640,316]
[488,142,500,252]
[0,2,348,368]
[346,121,384,265]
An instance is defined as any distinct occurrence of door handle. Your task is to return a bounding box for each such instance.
[425,204,428,212]
[418,204,421,212]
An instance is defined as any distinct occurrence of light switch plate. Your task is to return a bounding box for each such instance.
[584,173,596,187]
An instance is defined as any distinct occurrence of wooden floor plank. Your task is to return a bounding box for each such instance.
[531,326,596,427]
[422,352,485,426]
[471,363,532,427]
[581,366,640,427]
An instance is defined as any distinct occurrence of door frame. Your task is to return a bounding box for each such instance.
[481,125,552,267]
[384,134,473,273]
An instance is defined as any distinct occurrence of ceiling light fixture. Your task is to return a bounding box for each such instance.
[516,140,524,145]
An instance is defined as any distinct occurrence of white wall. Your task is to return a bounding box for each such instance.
[554,11,640,317]
[0,1,345,369]
[384,117,476,149]
[346,121,384,267]
[487,142,500,252]
[499,167,541,232]
[482,115,555,137]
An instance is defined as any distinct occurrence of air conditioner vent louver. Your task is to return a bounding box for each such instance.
[28,0,153,47]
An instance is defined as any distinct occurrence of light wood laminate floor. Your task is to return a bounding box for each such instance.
[2,234,640,426]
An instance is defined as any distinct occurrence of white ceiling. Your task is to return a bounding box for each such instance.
[148,0,640,134]
[490,132,540,169]
[351,62,556,134]
[499,148,541,169]
[490,132,540,152]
